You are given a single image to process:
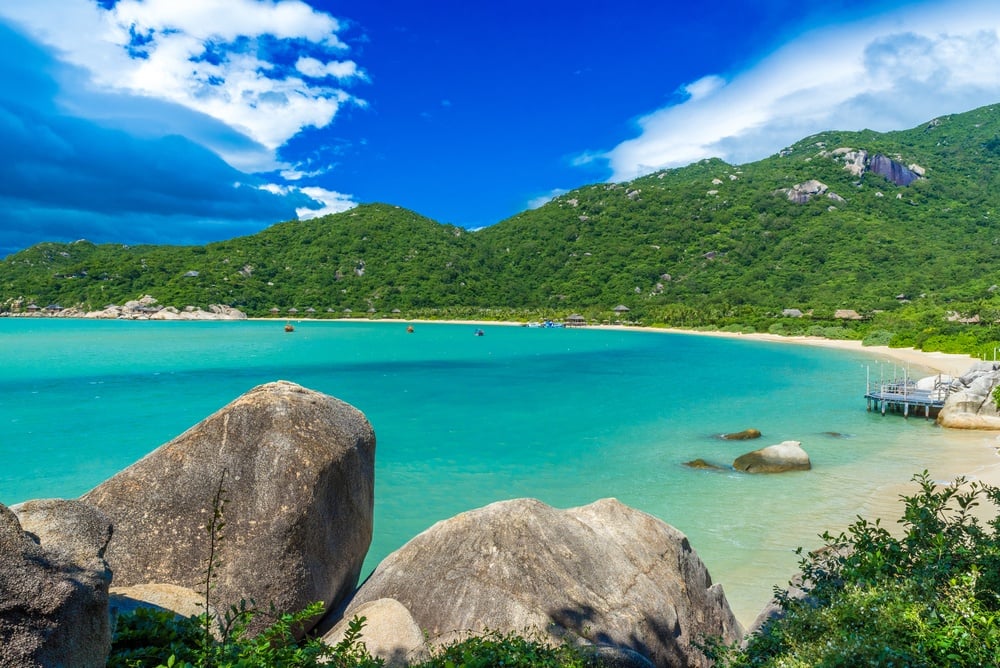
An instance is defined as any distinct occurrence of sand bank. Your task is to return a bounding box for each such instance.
[652,329,980,378]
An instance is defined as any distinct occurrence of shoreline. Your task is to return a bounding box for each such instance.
[277,317,981,377]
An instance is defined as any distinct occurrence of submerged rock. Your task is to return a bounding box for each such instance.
[721,428,762,440]
[340,497,741,668]
[733,440,811,473]
[683,458,726,470]
[82,380,376,635]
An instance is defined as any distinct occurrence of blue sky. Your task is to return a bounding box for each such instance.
[2,0,1000,257]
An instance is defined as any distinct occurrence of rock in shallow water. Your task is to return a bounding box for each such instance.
[733,440,811,473]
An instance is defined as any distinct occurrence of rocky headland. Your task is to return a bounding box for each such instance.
[1,381,742,667]
[4,358,998,666]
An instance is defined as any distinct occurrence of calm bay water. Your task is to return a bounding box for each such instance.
[1,318,994,624]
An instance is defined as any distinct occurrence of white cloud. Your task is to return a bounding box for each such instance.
[527,189,569,210]
[295,187,357,218]
[296,56,363,80]
[0,0,364,170]
[259,183,357,219]
[604,0,1000,181]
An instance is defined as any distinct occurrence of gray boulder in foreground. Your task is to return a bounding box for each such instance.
[339,497,741,668]
[82,380,376,635]
[1,499,113,667]
[322,598,428,667]
[733,440,811,473]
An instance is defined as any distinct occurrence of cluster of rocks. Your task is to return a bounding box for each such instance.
[2,381,742,667]
[937,362,1000,429]
[5,295,247,320]
[686,430,812,474]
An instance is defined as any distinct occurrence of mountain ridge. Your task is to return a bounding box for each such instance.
[4,103,1000,351]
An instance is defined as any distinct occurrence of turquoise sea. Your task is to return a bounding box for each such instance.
[1,318,995,624]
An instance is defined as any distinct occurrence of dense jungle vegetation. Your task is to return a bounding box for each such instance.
[6,104,1000,356]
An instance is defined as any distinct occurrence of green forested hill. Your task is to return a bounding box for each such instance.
[5,104,1000,352]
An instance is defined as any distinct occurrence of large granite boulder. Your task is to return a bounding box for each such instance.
[110,583,215,623]
[82,380,376,634]
[937,362,1000,429]
[733,441,811,473]
[340,497,741,668]
[322,598,428,667]
[1,500,113,667]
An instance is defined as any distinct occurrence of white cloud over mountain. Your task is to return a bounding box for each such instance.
[604,0,1000,181]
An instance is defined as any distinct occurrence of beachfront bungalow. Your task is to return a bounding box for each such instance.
[566,314,587,327]
[287,307,299,315]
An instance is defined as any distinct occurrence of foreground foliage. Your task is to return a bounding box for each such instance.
[110,612,596,668]
[704,472,1000,666]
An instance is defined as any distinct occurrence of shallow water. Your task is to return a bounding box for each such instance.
[2,318,996,624]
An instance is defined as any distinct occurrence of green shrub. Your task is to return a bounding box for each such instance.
[704,472,1000,667]
[861,330,893,347]
[417,629,591,668]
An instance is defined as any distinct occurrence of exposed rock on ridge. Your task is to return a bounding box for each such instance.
[825,148,924,186]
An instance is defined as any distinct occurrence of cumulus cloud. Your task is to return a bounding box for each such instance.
[603,0,1000,181]
[0,21,332,257]
[0,0,365,170]
[295,187,358,219]
[296,56,364,80]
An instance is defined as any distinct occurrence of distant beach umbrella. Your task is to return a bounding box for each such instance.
[613,304,630,313]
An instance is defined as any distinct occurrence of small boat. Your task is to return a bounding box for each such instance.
[284,322,295,332]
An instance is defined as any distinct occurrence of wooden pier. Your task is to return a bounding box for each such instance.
[864,373,952,419]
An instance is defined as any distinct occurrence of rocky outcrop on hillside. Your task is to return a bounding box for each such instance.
[81,380,376,635]
[937,362,1000,429]
[5,294,247,319]
[825,148,924,186]
[81,295,246,319]
[1,499,113,667]
[337,497,741,668]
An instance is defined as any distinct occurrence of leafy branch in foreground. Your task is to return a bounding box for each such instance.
[703,471,1000,666]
